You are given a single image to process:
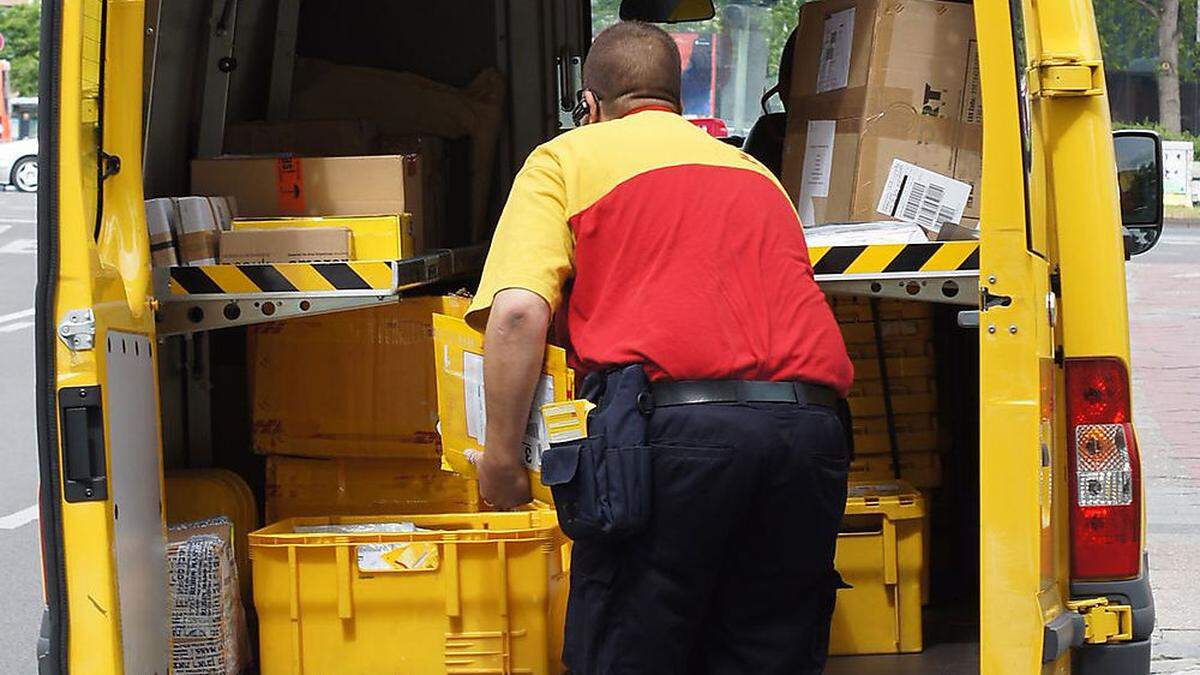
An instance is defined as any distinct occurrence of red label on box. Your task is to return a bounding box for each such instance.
[275,157,306,214]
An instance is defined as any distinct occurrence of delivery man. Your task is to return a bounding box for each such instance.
[465,21,853,674]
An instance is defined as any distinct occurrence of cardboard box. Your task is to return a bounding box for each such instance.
[249,295,471,459]
[232,214,413,261]
[145,198,179,267]
[192,155,429,254]
[782,0,981,226]
[224,119,380,157]
[218,227,351,264]
[432,314,574,505]
[175,196,221,266]
[265,456,479,522]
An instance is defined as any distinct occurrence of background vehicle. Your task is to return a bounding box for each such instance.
[33,1,1162,673]
[0,136,36,192]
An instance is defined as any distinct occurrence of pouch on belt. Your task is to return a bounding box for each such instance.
[540,365,653,541]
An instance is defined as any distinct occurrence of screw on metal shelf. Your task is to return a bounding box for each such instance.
[1009,325,1018,334]
[988,325,996,334]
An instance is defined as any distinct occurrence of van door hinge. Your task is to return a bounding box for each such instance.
[57,309,96,351]
[1029,58,1103,98]
[1066,597,1134,644]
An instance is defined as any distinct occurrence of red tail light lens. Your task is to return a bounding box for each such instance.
[1065,358,1141,579]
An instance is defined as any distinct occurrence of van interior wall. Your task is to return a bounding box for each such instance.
[144,1,572,243]
[928,305,981,636]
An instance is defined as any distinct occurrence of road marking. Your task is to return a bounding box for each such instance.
[0,225,10,236]
[0,321,33,333]
[0,218,34,225]
[0,505,38,530]
[0,308,34,325]
[0,238,36,254]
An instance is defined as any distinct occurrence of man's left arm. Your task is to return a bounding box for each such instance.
[477,289,551,508]
[464,145,573,508]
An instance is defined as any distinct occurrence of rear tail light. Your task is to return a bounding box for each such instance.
[1066,358,1142,580]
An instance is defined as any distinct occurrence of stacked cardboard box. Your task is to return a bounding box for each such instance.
[193,154,429,256]
[248,294,479,519]
[782,0,982,232]
[833,295,945,487]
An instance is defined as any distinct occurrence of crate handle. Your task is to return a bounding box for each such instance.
[336,544,354,620]
[445,542,461,618]
[882,519,898,586]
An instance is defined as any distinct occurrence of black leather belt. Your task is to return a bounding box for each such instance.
[647,379,840,411]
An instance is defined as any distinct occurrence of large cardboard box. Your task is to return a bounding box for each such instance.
[782,0,982,227]
[192,155,430,254]
[218,227,351,264]
[249,294,471,459]
[264,456,479,521]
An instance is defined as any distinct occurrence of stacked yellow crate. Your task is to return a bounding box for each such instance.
[830,295,944,488]
[248,294,481,519]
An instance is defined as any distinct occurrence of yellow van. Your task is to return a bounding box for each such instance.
[33,0,1162,673]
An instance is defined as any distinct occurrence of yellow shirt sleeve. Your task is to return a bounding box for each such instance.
[465,144,575,332]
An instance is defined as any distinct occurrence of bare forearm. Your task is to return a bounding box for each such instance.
[483,289,551,469]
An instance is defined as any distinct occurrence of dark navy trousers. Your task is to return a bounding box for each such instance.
[562,397,850,674]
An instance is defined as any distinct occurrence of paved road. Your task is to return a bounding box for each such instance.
[0,191,1195,673]
[1132,224,1200,674]
[0,191,43,675]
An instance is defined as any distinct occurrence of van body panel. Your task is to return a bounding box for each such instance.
[43,1,167,673]
[975,1,1071,672]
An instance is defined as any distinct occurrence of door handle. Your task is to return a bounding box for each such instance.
[58,386,107,502]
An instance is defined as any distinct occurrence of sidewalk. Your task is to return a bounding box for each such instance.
[1127,231,1200,673]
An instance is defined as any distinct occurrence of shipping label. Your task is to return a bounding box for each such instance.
[876,159,973,229]
[817,8,855,93]
[461,351,554,471]
[961,41,982,124]
[797,120,837,225]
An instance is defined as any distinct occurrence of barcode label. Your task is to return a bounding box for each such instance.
[816,9,855,93]
[876,160,972,228]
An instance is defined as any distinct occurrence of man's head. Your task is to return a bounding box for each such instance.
[763,28,797,113]
[580,22,682,124]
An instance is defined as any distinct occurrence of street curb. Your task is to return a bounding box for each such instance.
[1163,219,1200,228]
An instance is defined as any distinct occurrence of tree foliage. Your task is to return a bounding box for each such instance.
[1095,0,1198,81]
[0,2,40,97]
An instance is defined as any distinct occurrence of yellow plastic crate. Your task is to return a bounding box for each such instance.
[830,480,926,656]
[250,511,568,675]
[165,469,259,599]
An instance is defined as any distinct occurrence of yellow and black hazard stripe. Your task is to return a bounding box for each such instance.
[168,261,395,296]
[810,241,979,277]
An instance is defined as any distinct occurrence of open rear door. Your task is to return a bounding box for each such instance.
[36,2,168,673]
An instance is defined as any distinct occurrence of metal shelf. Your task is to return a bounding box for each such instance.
[155,245,486,336]
[154,241,980,336]
[811,240,979,307]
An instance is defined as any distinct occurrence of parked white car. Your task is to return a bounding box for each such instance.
[0,138,38,193]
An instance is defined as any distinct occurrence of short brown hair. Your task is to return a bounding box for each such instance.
[583,22,682,115]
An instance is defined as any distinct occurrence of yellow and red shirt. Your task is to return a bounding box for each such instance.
[466,109,853,395]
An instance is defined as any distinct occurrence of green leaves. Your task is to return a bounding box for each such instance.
[0,2,40,97]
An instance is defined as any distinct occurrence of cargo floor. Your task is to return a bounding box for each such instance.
[825,642,980,674]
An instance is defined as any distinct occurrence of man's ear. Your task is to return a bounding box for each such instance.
[584,90,602,124]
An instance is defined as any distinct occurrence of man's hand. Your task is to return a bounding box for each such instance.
[479,288,551,510]
[477,447,532,509]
